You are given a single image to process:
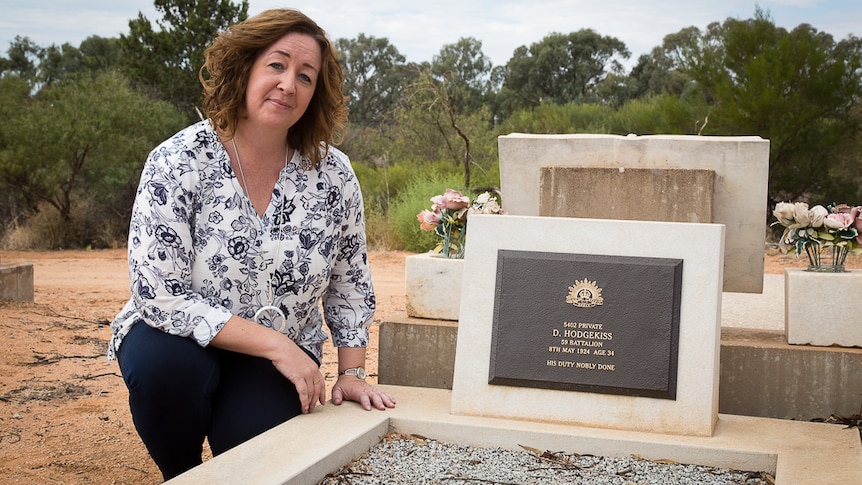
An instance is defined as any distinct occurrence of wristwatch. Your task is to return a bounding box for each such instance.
[339,367,367,379]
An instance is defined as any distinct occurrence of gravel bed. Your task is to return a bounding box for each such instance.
[320,432,773,485]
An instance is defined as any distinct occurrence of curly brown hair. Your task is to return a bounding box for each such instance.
[199,9,347,166]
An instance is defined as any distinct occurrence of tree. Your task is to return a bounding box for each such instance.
[121,0,248,119]
[0,72,186,247]
[1,36,124,92]
[78,36,124,73]
[627,27,701,100]
[673,9,862,202]
[431,37,495,114]
[336,34,411,125]
[0,36,126,241]
[38,43,84,86]
[0,36,41,88]
[390,66,501,190]
[501,29,630,109]
[0,76,33,233]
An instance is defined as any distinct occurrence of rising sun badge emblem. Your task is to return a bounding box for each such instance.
[566,278,604,308]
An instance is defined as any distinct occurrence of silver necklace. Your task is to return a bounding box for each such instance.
[232,137,291,329]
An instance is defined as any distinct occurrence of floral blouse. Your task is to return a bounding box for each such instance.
[108,120,375,363]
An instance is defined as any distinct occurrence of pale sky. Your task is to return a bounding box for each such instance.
[2,1,859,69]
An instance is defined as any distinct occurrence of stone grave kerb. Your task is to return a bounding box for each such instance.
[451,214,725,437]
[0,260,34,302]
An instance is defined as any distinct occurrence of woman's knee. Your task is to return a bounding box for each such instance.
[117,322,219,397]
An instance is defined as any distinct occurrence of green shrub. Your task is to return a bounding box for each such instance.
[355,161,429,250]
[363,207,397,251]
[354,159,441,214]
[353,163,388,214]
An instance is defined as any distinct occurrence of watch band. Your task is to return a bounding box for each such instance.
[339,367,366,379]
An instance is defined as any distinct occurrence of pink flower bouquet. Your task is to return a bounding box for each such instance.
[416,189,504,258]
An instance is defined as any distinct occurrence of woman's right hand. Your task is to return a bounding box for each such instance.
[211,315,326,413]
[269,340,326,413]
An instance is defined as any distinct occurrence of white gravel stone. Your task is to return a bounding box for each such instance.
[319,433,772,485]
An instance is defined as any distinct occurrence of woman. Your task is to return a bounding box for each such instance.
[108,9,395,480]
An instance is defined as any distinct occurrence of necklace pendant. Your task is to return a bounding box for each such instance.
[253,305,287,330]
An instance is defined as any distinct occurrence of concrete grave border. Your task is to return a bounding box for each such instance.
[166,386,862,485]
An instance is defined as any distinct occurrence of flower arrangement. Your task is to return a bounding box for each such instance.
[772,202,862,272]
[416,188,505,258]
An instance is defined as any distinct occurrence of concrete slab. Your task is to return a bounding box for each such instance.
[166,386,862,485]
[167,398,389,485]
[378,315,458,389]
[720,327,862,420]
[721,274,784,331]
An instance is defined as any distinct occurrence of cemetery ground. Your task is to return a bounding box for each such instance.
[0,248,860,484]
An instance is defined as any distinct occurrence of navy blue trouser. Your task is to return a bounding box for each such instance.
[116,321,318,480]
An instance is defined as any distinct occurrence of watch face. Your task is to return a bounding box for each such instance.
[355,367,367,379]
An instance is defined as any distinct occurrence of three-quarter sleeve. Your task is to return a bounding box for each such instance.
[322,152,375,348]
[125,142,234,346]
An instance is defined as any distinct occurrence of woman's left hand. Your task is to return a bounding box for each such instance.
[331,376,396,411]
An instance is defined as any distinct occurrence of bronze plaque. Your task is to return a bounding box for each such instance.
[489,250,682,399]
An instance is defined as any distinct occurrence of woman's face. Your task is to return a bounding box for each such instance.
[242,31,322,135]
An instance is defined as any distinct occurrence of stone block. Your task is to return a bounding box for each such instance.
[499,133,769,293]
[540,166,714,223]
[404,253,463,321]
[0,262,34,302]
[785,268,862,347]
[720,328,862,420]
[378,318,458,389]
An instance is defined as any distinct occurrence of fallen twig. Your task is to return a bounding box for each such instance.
[0,432,22,444]
[441,476,519,484]
[22,353,102,366]
[34,308,109,325]
[78,372,122,380]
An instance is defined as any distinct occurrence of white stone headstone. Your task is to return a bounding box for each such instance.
[451,214,725,437]
[498,133,768,294]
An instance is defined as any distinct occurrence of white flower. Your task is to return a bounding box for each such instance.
[474,192,491,204]
[469,192,504,215]
[772,202,796,227]
[809,205,828,228]
[793,202,811,227]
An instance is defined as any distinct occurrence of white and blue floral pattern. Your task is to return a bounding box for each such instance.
[108,120,374,362]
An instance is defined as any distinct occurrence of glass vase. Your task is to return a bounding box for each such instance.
[441,225,466,259]
[805,244,848,273]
